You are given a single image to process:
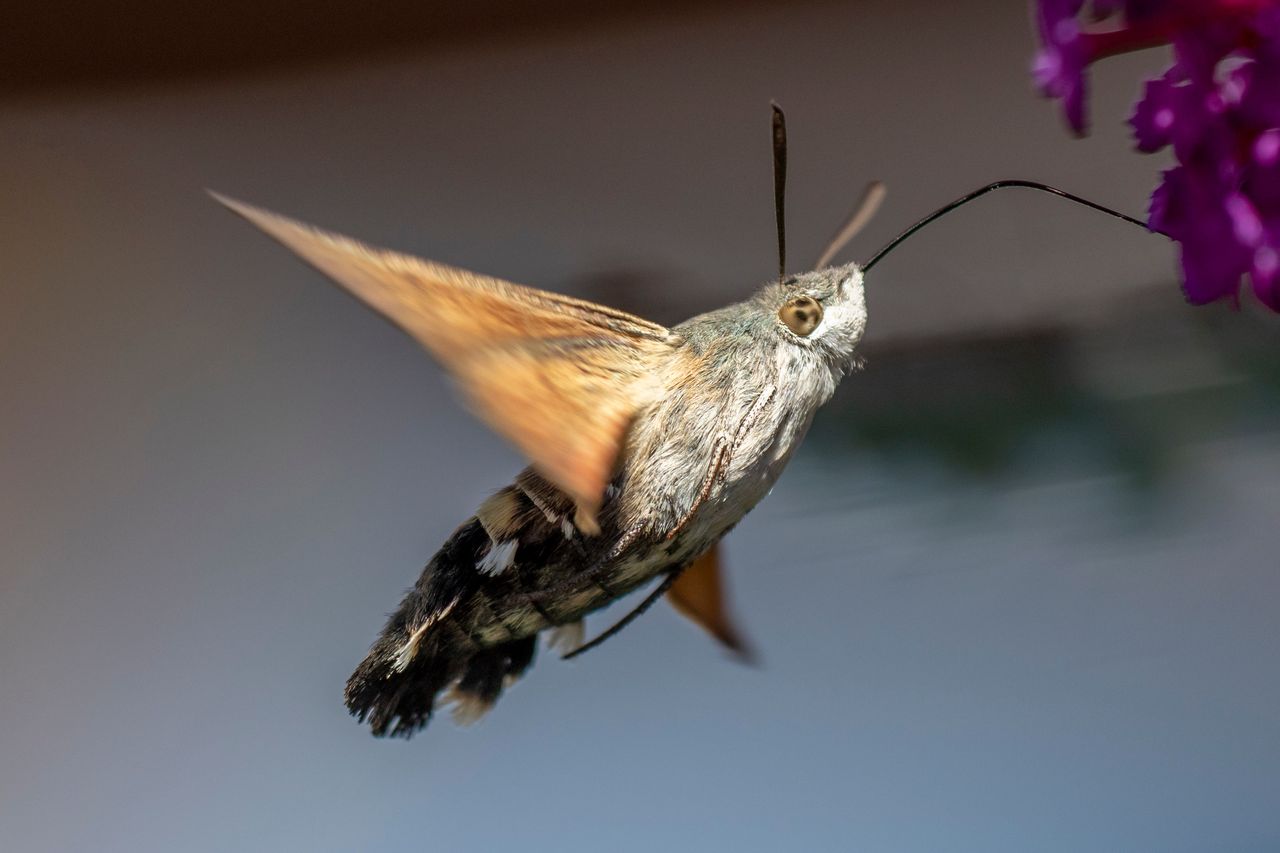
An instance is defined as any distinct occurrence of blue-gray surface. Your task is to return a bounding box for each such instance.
[3,2,1279,850]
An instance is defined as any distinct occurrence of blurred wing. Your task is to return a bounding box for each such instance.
[213,193,674,531]
[667,544,754,660]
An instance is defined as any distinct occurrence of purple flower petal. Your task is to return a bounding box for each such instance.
[1256,129,1280,167]
[1130,72,1179,151]
[1151,166,1252,304]
[1148,175,1169,235]
[1226,192,1265,245]
[1251,245,1280,309]
[1032,0,1091,134]
[1246,129,1280,210]
[1164,78,1236,178]
[1236,56,1280,129]
[1179,240,1248,304]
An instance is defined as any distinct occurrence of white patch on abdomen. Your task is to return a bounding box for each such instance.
[477,539,518,575]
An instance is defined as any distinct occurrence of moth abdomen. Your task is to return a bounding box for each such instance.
[344,472,620,737]
[344,519,488,737]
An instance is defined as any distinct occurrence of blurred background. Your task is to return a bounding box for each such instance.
[3,1,1279,850]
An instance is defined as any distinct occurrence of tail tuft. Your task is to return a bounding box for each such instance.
[343,519,540,737]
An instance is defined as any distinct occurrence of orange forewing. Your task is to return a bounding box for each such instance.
[666,544,754,660]
[214,194,673,530]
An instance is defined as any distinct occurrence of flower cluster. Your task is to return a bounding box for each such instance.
[1032,0,1280,310]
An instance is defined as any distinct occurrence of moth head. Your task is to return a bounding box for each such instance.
[760,262,867,370]
[758,105,873,377]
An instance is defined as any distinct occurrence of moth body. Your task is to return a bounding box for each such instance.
[214,195,868,737]
[345,266,867,736]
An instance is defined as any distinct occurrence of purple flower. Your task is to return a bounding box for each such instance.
[1032,0,1090,133]
[1032,0,1280,311]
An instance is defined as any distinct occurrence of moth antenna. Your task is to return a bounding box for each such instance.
[561,571,682,660]
[814,181,887,269]
[861,179,1156,273]
[771,101,788,283]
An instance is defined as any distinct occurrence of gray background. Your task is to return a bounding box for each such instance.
[3,1,1279,850]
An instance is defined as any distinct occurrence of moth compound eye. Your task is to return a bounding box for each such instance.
[779,296,822,337]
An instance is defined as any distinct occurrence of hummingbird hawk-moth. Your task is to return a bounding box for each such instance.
[216,106,1151,738]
